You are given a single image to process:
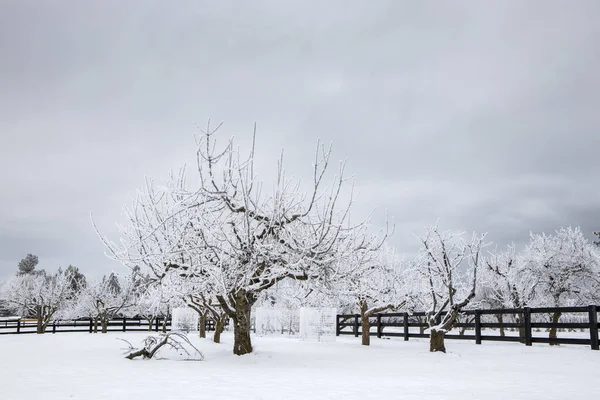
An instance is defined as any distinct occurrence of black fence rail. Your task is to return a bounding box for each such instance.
[0,317,172,335]
[337,305,600,350]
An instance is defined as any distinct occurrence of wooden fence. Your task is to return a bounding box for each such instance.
[0,316,226,335]
[337,305,600,350]
[0,317,173,335]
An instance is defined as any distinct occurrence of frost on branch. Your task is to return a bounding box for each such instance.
[119,332,204,361]
[1,268,77,334]
[72,272,137,333]
[414,224,487,353]
[335,242,411,346]
[520,227,600,344]
[95,122,389,355]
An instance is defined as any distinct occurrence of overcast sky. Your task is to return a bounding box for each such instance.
[1,0,599,280]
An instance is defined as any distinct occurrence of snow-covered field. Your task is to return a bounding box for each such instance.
[0,332,597,400]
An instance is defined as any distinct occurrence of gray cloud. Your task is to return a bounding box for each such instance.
[1,0,599,279]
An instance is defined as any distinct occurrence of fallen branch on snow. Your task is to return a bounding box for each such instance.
[118,332,204,361]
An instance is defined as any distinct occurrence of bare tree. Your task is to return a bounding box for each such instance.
[336,243,410,346]
[481,244,534,338]
[75,273,136,333]
[1,268,76,333]
[521,227,600,344]
[415,225,487,353]
[133,284,170,332]
[95,122,386,355]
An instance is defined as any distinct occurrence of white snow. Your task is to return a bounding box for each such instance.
[0,332,597,399]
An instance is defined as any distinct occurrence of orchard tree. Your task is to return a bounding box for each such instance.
[481,244,536,337]
[133,283,170,332]
[414,225,487,353]
[336,243,411,346]
[96,122,387,355]
[521,227,600,344]
[1,268,76,333]
[76,272,137,333]
[65,265,87,293]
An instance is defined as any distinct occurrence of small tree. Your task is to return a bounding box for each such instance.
[414,225,487,353]
[133,284,170,332]
[521,227,600,344]
[1,268,75,333]
[77,273,136,333]
[481,244,535,338]
[337,244,411,346]
[64,265,87,293]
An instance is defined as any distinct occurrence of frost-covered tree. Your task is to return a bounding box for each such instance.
[132,283,170,332]
[0,268,76,333]
[521,227,600,343]
[414,225,487,353]
[64,265,87,294]
[96,123,386,355]
[0,298,10,317]
[74,272,137,333]
[480,244,535,337]
[336,244,411,346]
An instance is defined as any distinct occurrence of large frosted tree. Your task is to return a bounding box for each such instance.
[97,123,385,355]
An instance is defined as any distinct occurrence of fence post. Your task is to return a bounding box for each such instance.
[16,319,21,334]
[155,318,159,332]
[524,307,532,346]
[588,305,599,351]
[475,310,482,345]
[89,317,93,333]
[353,314,359,338]
[335,315,340,336]
[122,317,126,332]
[403,312,409,341]
[376,314,382,338]
[52,321,56,334]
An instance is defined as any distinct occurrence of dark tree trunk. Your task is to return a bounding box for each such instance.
[199,315,207,339]
[361,314,371,346]
[231,293,253,355]
[214,319,224,344]
[161,317,168,333]
[148,318,154,332]
[496,313,505,337]
[93,317,99,333]
[36,318,44,334]
[36,308,44,334]
[101,318,108,333]
[430,329,446,353]
[549,312,562,346]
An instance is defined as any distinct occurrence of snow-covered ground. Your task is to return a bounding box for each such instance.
[0,332,597,399]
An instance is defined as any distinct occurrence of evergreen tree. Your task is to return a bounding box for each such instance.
[17,254,39,276]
